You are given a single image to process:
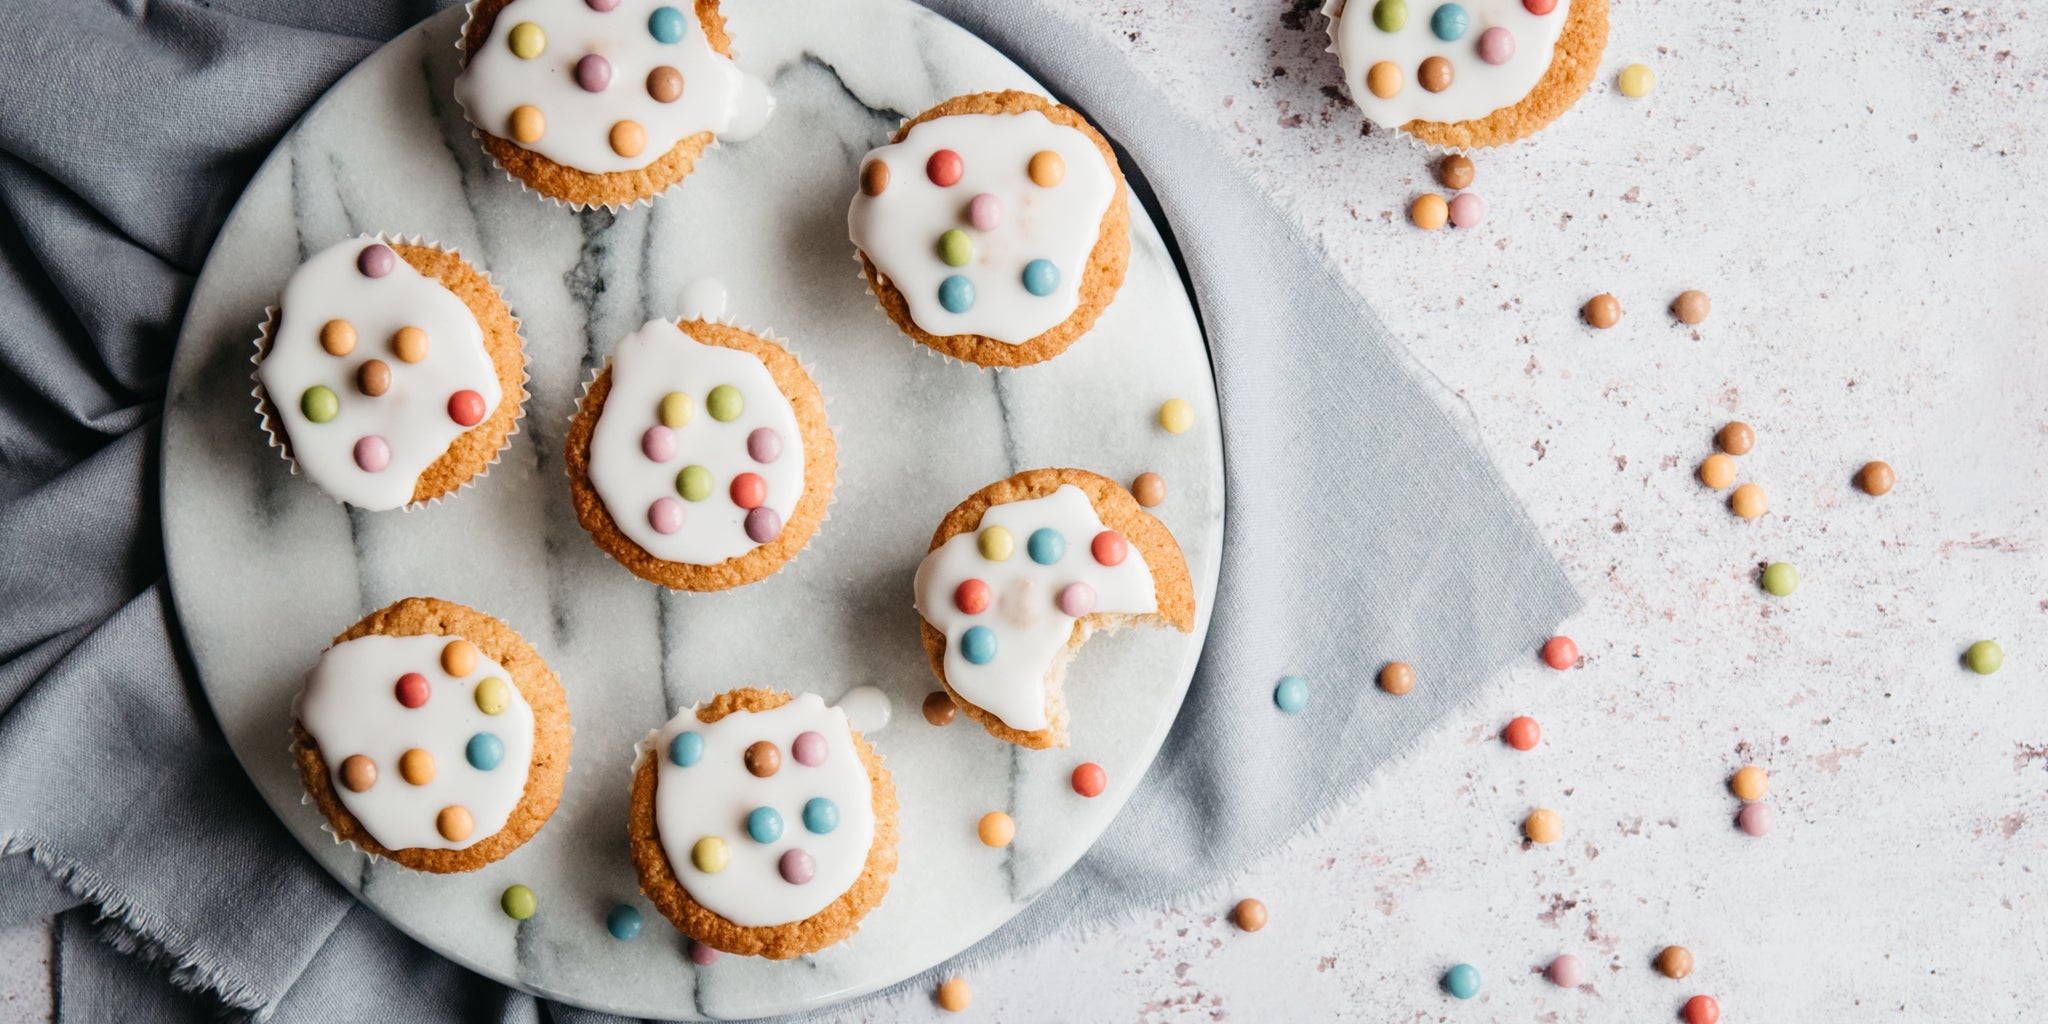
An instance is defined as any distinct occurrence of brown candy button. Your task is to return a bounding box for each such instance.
[921,691,956,726]
[646,65,683,103]
[358,358,391,397]
[1132,472,1166,508]
[1232,898,1268,932]
[1857,460,1895,496]
[1583,294,1621,329]
[320,319,357,356]
[745,740,780,778]
[1655,944,1694,979]
[1418,56,1454,93]
[1672,289,1711,325]
[393,326,430,364]
[1716,421,1754,456]
[339,754,377,793]
[861,160,889,197]
[1437,154,1475,191]
[1379,661,1415,695]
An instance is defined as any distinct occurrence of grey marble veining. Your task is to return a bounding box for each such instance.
[159,1,1223,1018]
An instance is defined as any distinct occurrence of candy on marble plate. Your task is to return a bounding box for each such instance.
[1159,398,1194,434]
[1448,192,1486,228]
[1966,639,2003,675]
[606,903,642,940]
[1502,716,1540,751]
[1232,897,1268,932]
[1655,944,1694,979]
[1730,765,1768,801]
[689,940,720,965]
[1524,808,1561,844]
[1546,953,1584,987]
[1132,471,1166,507]
[978,811,1015,848]
[1619,63,1657,98]
[1699,453,1736,490]
[1411,193,1449,230]
[1684,994,1721,1024]
[1730,482,1768,520]
[1672,289,1711,325]
[1071,762,1107,798]
[922,690,957,726]
[1857,460,1896,496]
[1582,293,1621,329]
[1737,801,1776,837]
[1437,153,1475,190]
[1444,962,1481,999]
[1716,421,1754,455]
[1762,561,1799,596]
[501,884,537,920]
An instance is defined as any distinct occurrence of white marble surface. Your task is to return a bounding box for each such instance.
[7,0,2046,1020]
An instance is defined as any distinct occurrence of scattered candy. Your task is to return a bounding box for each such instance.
[960,625,998,665]
[1737,801,1775,836]
[1448,192,1486,228]
[437,805,474,842]
[1856,460,1896,496]
[646,6,685,44]
[954,579,992,615]
[1546,953,1584,988]
[1058,582,1096,617]
[1372,0,1407,32]
[803,798,839,834]
[1274,675,1310,713]
[1159,398,1194,434]
[1132,471,1166,507]
[1967,639,2004,675]
[744,740,780,778]
[1524,808,1561,844]
[1419,56,1454,93]
[1444,963,1481,999]
[353,435,390,472]
[610,119,646,158]
[1072,762,1106,798]
[1411,193,1448,230]
[1582,293,1620,329]
[1430,3,1469,40]
[1672,289,1711,324]
[1027,150,1064,187]
[357,243,396,278]
[1477,26,1515,65]
[1027,527,1066,565]
[747,806,784,844]
[1232,898,1268,932]
[689,940,720,966]
[658,390,694,427]
[501,884,537,920]
[509,104,545,143]
[1730,482,1768,520]
[1684,994,1721,1024]
[729,472,766,510]
[978,811,1015,848]
[937,978,972,1013]
[443,640,478,677]
[320,319,357,356]
[1698,453,1736,490]
[978,526,1014,561]
[792,731,827,767]
[466,732,505,771]
[1717,421,1754,455]
[647,65,683,103]
[1762,562,1799,597]
[1091,530,1127,566]
[677,464,712,502]
[778,848,815,884]
[340,754,377,793]
[691,836,728,873]
[968,193,1002,231]
[1380,661,1415,695]
[301,386,339,424]
[1618,63,1657,98]
[1542,636,1578,670]
[669,730,704,767]
[393,325,429,363]
[927,149,964,187]
[937,228,973,267]
[606,904,642,940]
[1730,765,1768,801]
[400,748,435,786]
[1022,259,1060,297]
[1437,154,1475,191]
[1503,716,1540,751]
[448,390,486,428]
[508,21,546,59]
[1366,60,1402,98]
[922,690,957,726]
[475,676,510,715]
[747,427,782,464]
[938,275,975,313]
[1655,944,1694,980]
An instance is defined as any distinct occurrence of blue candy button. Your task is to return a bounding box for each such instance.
[1274,676,1309,713]
[1021,259,1060,296]
[803,797,839,835]
[606,904,642,940]
[1430,3,1468,40]
[746,806,784,844]
[648,6,685,43]
[1027,528,1065,565]
[466,732,505,771]
[939,275,975,313]
[961,625,998,665]
[669,731,704,767]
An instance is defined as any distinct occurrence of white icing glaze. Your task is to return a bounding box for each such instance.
[912,485,1156,732]
[256,237,501,511]
[297,634,536,851]
[1326,0,1570,127]
[648,694,878,928]
[676,276,729,321]
[453,0,773,175]
[847,111,1116,345]
[586,320,805,565]
[836,685,891,734]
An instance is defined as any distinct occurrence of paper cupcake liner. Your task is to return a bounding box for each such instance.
[565,316,840,589]
[251,233,531,514]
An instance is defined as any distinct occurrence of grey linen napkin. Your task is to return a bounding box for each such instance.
[0,0,1577,1020]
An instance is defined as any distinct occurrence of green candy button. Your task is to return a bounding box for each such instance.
[677,465,712,502]
[706,384,743,422]
[1373,0,1407,31]
[1761,562,1799,597]
[501,884,537,920]
[300,386,339,423]
[937,228,974,267]
[1967,639,2004,675]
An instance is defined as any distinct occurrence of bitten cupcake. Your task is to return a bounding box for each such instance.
[630,688,898,959]
[848,91,1129,369]
[1323,0,1609,148]
[453,0,773,208]
[253,236,526,511]
[913,468,1196,749]
[291,597,571,873]
[565,319,835,591]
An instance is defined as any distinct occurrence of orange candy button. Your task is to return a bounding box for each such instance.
[610,119,646,158]
[441,640,478,677]
[978,811,1015,848]
[399,748,435,786]
[437,805,474,842]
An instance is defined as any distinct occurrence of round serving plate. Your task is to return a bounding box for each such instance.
[160,0,1222,1017]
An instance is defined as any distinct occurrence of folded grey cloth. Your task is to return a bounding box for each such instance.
[0,0,1576,1020]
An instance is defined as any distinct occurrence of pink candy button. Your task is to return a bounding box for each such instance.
[353,435,391,472]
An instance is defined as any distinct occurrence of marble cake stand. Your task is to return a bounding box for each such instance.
[159,0,1223,1017]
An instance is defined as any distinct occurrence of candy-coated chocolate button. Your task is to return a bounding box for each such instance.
[1672,288,1710,324]
[1448,192,1486,228]
[677,465,712,501]
[938,275,975,313]
[1762,562,1799,596]
[921,691,956,726]
[937,229,973,267]
[1071,762,1106,798]
[353,436,390,473]
[1232,897,1268,931]
[778,848,815,884]
[357,243,396,278]
[442,640,478,677]
[1857,460,1895,496]
[1372,0,1407,31]
[803,797,839,834]
[729,472,766,510]
[746,806,784,844]
[448,390,486,428]
[1684,995,1720,1024]
[1737,801,1775,836]
[1159,398,1194,433]
[658,390,694,427]
[1431,3,1468,40]
[436,805,473,842]
[1656,945,1693,979]
[1698,453,1736,490]
[395,672,430,708]
[508,22,545,58]
[575,53,612,93]
[669,731,704,766]
[610,120,646,158]
[747,427,782,463]
[937,978,972,1013]
[690,836,728,873]
[968,193,1002,231]
[1366,60,1402,98]
[977,526,1014,561]
[1022,259,1060,296]
[301,386,339,424]
[509,104,545,143]
[689,941,719,965]
[1057,582,1096,618]
[1967,639,2003,675]
[642,425,678,463]
[340,754,377,793]
[744,507,782,544]
[744,740,780,778]
[1717,421,1754,454]
[1583,293,1621,328]
[357,359,391,398]
[1411,193,1448,230]
[1547,954,1583,987]
[1437,154,1475,190]
[647,6,685,43]
[647,65,683,103]
[1444,963,1481,999]
[1132,472,1166,507]
[606,904,642,940]
[1027,528,1065,565]
[954,578,991,614]
[1419,56,1454,93]
[1619,63,1657,98]
[1524,808,1561,844]
[1274,675,1309,712]
[501,884,537,919]
[1730,482,1768,520]
[960,626,998,665]
[1478,26,1515,64]
[399,748,435,786]
[860,160,889,197]
[1523,0,1556,11]
[792,730,827,767]
[466,732,504,771]
[1542,636,1578,670]
[393,326,429,363]
[1730,765,1768,801]
[706,384,743,422]
[1028,150,1064,187]
[1091,530,1127,566]
[474,676,510,715]
[977,811,1015,847]
[926,149,964,187]
[319,319,357,356]
[1380,661,1415,695]
[1503,716,1540,750]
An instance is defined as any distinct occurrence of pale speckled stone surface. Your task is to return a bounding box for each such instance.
[5,0,2047,1020]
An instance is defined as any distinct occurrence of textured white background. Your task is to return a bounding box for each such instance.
[5,0,2046,1019]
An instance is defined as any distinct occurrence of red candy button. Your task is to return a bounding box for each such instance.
[1523,0,1557,13]
[395,672,430,708]
[1503,716,1541,751]
[1541,635,1578,670]
[926,149,964,187]
[1090,530,1127,567]
[1682,995,1720,1024]
[730,472,766,510]
[448,389,487,427]
[1072,762,1106,798]
[955,579,991,615]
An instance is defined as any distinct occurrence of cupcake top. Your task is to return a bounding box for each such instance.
[256,238,502,511]
[646,694,877,928]
[1327,0,1570,128]
[848,109,1116,345]
[912,484,1158,732]
[586,319,805,565]
[453,0,769,175]
[296,633,537,851]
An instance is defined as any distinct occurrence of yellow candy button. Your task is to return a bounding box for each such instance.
[474,676,510,716]
[1618,63,1656,98]
[1159,398,1194,434]
[508,22,545,59]
[691,836,728,874]
[977,526,1013,562]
